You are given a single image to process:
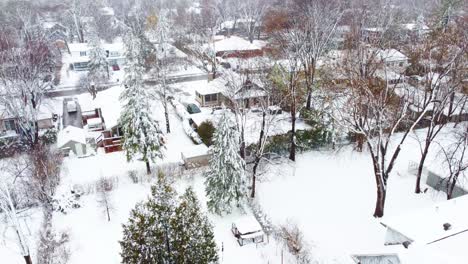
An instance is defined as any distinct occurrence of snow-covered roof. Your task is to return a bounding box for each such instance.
[364,27,384,32]
[375,69,403,81]
[233,215,263,235]
[381,194,468,245]
[100,7,115,16]
[57,126,87,148]
[68,43,90,53]
[213,36,263,53]
[181,144,209,159]
[68,42,125,54]
[195,81,222,95]
[376,49,408,63]
[401,23,429,31]
[220,19,260,30]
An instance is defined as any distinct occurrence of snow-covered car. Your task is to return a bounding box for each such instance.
[67,100,78,113]
[182,119,202,144]
[175,102,189,120]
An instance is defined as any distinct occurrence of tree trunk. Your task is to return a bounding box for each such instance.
[24,255,32,264]
[447,172,460,200]
[305,64,316,110]
[373,185,386,218]
[251,111,266,198]
[415,144,430,193]
[164,107,170,133]
[106,204,111,222]
[289,108,296,161]
[145,161,151,175]
[240,127,246,160]
[251,156,260,198]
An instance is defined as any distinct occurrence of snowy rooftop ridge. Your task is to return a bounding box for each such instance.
[212,36,264,53]
[57,125,87,148]
[381,194,468,245]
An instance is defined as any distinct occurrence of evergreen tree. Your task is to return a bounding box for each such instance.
[119,202,156,264]
[172,187,218,264]
[120,177,219,264]
[120,175,176,264]
[205,110,246,214]
[119,30,164,174]
[87,23,109,98]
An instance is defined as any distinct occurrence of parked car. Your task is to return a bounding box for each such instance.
[186,103,201,114]
[67,101,78,113]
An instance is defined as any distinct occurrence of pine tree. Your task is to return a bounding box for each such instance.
[146,174,177,263]
[87,23,109,98]
[119,30,164,174]
[205,110,246,214]
[119,202,156,264]
[120,175,176,264]
[172,187,218,264]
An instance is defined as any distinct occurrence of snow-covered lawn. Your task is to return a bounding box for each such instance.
[256,129,456,263]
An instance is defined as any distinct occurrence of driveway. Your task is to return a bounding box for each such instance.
[62,98,83,128]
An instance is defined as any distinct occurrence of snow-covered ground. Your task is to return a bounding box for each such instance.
[2,116,461,264]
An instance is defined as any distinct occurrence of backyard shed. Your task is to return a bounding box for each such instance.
[181,144,210,169]
[57,126,88,156]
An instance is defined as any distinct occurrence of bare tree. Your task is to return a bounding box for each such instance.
[249,62,287,198]
[0,10,56,148]
[293,0,344,110]
[0,163,33,264]
[24,143,63,211]
[412,22,467,193]
[326,1,435,217]
[96,177,115,222]
[239,0,268,43]
[438,124,467,200]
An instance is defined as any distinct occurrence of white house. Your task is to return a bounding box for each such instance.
[375,49,409,71]
[67,42,126,71]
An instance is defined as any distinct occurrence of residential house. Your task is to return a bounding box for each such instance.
[351,195,468,264]
[67,42,126,71]
[195,76,267,108]
[0,105,55,139]
[42,21,68,47]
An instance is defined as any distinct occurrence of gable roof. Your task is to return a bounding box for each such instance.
[57,125,87,148]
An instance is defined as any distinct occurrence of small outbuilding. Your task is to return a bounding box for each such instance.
[181,144,211,169]
[57,126,88,157]
[231,215,265,246]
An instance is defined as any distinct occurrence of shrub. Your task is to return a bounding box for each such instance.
[41,128,58,145]
[197,121,215,146]
[128,170,139,184]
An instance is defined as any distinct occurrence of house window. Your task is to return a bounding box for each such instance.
[4,119,16,131]
[109,51,119,57]
[205,94,218,102]
[79,51,87,57]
